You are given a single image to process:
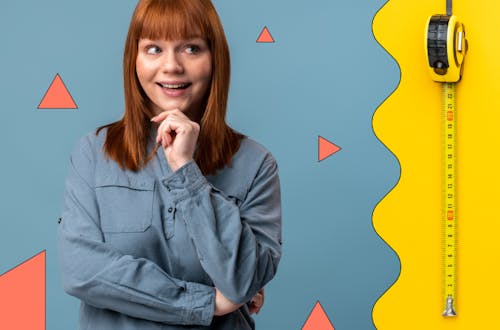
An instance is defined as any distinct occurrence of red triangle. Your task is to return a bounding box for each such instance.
[302,301,335,330]
[318,136,341,161]
[257,26,275,43]
[38,73,77,109]
[0,251,46,330]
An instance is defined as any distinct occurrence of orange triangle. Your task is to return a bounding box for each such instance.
[318,135,341,161]
[38,73,77,109]
[257,26,275,43]
[0,251,45,330]
[302,301,335,330]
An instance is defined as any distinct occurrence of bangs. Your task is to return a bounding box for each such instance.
[137,0,212,41]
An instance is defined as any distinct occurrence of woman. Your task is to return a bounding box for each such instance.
[57,0,282,329]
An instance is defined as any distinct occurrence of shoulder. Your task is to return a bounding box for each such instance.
[65,130,106,186]
[68,128,110,183]
[71,128,107,159]
[233,137,278,169]
[207,137,279,201]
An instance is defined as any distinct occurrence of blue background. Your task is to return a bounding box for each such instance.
[0,1,400,329]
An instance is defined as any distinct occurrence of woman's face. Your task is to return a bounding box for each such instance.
[136,37,212,120]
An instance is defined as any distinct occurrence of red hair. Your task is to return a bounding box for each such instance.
[98,0,243,175]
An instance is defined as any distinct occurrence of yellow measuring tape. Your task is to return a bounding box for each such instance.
[442,82,457,316]
[425,10,467,316]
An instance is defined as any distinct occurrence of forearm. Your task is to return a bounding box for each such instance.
[163,159,282,304]
[58,224,215,325]
[59,141,216,326]
[182,197,279,303]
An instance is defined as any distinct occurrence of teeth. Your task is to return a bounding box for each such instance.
[160,83,188,89]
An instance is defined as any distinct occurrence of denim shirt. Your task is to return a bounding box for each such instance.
[57,128,282,330]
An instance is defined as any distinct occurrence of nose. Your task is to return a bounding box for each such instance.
[161,50,183,74]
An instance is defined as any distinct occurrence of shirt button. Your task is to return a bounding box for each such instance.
[168,207,173,213]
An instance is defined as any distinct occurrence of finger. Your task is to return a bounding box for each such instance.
[253,294,263,307]
[156,121,166,145]
[157,119,174,148]
[249,299,259,314]
[156,124,168,144]
[161,129,173,149]
[154,112,197,144]
[150,110,172,122]
[161,116,182,136]
[253,294,263,314]
[160,116,192,141]
[150,108,185,122]
[163,108,189,120]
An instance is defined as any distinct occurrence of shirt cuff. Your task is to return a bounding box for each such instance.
[184,282,215,326]
[160,160,208,202]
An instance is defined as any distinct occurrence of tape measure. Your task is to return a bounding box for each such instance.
[442,82,457,317]
[425,0,467,316]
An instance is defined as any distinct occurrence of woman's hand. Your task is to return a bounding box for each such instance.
[214,288,244,316]
[248,288,264,314]
[151,109,200,172]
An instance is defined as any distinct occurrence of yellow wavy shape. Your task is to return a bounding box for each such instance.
[372,0,500,328]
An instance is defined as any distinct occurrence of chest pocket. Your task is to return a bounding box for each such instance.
[95,174,155,233]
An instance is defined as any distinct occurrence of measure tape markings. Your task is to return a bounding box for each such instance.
[442,82,457,316]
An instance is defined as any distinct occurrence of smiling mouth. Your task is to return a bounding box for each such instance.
[156,82,191,89]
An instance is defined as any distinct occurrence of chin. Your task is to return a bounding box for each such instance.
[155,103,185,113]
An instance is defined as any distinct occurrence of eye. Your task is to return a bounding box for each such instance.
[146,45,161,55]
[185,44,201,54]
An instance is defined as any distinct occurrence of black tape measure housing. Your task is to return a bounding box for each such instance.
[427,15,450,75]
